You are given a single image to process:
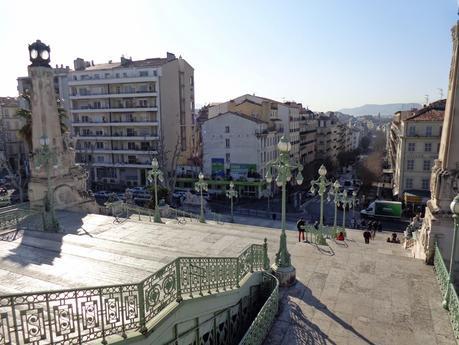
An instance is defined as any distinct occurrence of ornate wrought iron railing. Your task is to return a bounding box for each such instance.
[239,272,279,345]
[0,241,271,344]
[0,204,40,231]
[434,244,459,338]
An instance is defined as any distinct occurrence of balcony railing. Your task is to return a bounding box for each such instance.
[71,89,157,97]
[75,133,158,138]
[73,119,157,124]
[72,104,157,111]
[0,241,270,344]
[434,244,459,338]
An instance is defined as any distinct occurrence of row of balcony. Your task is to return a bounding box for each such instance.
[74,133,158,140]
[70,91,157,99]
[73,120,158,127]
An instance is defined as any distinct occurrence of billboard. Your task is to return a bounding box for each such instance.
[230,163,257,178]
[211,158,225,177]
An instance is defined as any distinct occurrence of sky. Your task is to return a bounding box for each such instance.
[0,0,457,111]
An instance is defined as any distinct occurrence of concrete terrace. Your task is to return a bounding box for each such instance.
[0,211,456,345]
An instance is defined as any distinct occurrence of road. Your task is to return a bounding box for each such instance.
[300,195,409,232]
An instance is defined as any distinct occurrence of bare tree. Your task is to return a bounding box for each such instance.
[154,134,182,200]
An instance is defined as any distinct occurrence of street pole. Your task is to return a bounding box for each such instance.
[195,172,208,223]
[329,180,341,233]
[265,136,303,287]
[226,181,238,223]
[147,157,164,223]
[310,165,332,240]
[443,194,459,310]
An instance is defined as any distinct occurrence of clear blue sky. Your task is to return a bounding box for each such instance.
[0,0,456,111]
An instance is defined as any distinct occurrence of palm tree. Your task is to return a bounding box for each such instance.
[16,93,68,152]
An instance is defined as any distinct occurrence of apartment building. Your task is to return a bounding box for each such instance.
[388,100,445,199]
[299,109,317,165]
[208,94,302,158]
[68,53,195,188]
[201,111,279,197]
[0,97,27,173]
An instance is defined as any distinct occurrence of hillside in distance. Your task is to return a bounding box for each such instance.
[337,103,421,116]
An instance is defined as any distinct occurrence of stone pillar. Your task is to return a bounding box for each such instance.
[415,23,459,263]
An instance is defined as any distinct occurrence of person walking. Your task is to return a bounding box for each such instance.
[363,229,371,244]
[297,217,306,242]
[371,221,377,240]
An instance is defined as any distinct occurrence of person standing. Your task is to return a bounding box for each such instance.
[297,217,306,242]
[371,221,377,240]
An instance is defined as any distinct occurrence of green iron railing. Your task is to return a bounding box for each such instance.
[434,244,459,338]
[239,272,279,345]
[303,224,343,245]
[0,204,40,231]
[0,241,270,345]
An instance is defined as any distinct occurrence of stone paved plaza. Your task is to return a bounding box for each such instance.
[0,211,456,344]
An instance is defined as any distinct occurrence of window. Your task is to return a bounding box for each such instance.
[225,126,230,133]
[95,130,103,136]
[426,126,432,137]
[128,156,136,164]
[406,178,413,189]
[190,76,194,86]
[96,142,103,149]
[225,139,230,148]
[408,143,416,152]
[97,156,104,163]
[139,71,148,77]
[123,72,128,77]
[422,178,429,190]
[424,143,432,152]
[128,142,136,150]
[408,126,416,136]
[423,160,431,171]
[94,74,100,79]
[105,73,110,78]
[84,142,91,149]
[407,160,414,171]
[226,153,230,163]
[437,143,440,153]
[82,116,89,123]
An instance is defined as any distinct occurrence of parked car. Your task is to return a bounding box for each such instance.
[127,186,147,194]
[94,191,111,198]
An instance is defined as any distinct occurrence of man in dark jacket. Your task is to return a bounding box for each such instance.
[297,217,306,242]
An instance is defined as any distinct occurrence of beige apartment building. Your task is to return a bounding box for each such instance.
[299,108,317,165]
[69,53,195,188]
[0,97,26,172]
[208,94,301,159]
[388,100,445,200]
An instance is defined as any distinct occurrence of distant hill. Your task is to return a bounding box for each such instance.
[337,103,421,116]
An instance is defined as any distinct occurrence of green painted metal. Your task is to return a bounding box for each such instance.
[265,136,303,269]
[177,177,265,187]
[226,182,238,223]
[309,165,332,241]
[239,272,279,345]
[195,173,208,223]
[0,242,267,344]
[147,157,164,223]
[434,244,459,338]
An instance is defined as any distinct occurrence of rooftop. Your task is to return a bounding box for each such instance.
[204,111,267,125]
[0,211,455,344]
[0,97,18,107]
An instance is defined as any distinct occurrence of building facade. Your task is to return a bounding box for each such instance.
[201,112,278,197]
[388,100,445,199]
[0,97,26,174]
[68,53,195,188]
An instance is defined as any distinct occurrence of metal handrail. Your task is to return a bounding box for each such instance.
[0,241,270,344]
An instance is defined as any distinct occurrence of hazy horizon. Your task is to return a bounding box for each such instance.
[0,0,456,111]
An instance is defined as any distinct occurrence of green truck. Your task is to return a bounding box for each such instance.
[360,200,402,219]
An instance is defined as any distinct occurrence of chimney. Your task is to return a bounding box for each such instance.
[166,52,176,62]
[74,58,86,71]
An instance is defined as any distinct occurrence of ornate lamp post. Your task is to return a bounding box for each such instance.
[442,194,459,309]
[226,181,238,223]
[265,136,303,286]
[34,135,59,232]
[195,172,208,223]
[310,165,332,227]
[340,189,353,233]
[328,180,341,233]
[147,157,164,223]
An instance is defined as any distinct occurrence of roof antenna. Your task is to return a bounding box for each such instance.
[438,88,444,99]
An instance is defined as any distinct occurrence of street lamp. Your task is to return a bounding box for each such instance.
[340,189,353,234]
[265,136,303,287]
[351,191,357,227]
[226,181,238,223]
[34,135,59,232]
[195,172,208,223]
[328,180,341,234]
[442,194,459,309]
[310,164,332,227]
[147,157,164,223]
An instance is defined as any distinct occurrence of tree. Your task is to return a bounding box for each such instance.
[360,136,371,153]
[356,152,383,187]
[372,131,386,154]
[154,134,182,203]
[16,92,69,153]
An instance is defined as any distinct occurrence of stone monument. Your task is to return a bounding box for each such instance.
[414,23,459,263]
[27,40,95,229]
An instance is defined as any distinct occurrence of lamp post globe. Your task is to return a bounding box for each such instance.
[450,194,459,215]
[318,164,327,177]
[277,136,291,153]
